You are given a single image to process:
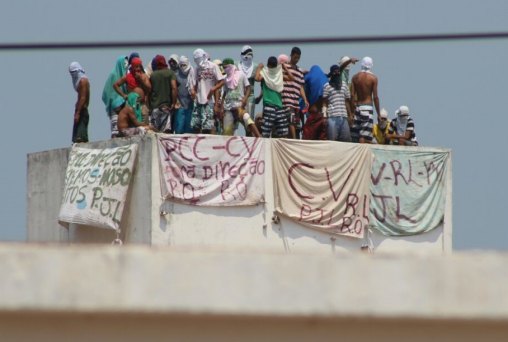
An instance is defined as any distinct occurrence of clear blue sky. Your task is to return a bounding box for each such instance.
[1,0,507,250]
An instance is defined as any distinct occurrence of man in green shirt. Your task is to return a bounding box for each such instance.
[149,55,177,133]
[255,57,293,138]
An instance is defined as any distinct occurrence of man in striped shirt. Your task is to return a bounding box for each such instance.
[282,47,309,139]
[322,64,354,142]
[386,105,418,146]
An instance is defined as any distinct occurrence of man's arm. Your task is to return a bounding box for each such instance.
[242,85,251,109]
[282,63,294,82]
[170,79,178,109]
[372,76,380,118]
[346,98,354,125]
[350,77,357,104]
[74,78,89,123]
[113,76,128,99]
[254,63,264,82]
[299,85,309,109]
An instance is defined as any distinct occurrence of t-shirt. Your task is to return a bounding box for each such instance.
[261,81,283,108]
[175,70,193,109]
[282,64,304,110]
[322,82,350,117]
[388,117,418,145]
[223,73,250,110]
[149,69,176,109]
[193,62,225,105]
[372,122,391,144]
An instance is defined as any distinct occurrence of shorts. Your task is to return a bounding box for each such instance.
[351,105,373,142]
[120,126,146,137]
[150,106,172,133]
[262,105,288,138]
[191,103,215,131]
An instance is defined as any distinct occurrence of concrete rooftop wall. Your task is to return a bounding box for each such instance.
[0,244,506,341]
[27,134,452,254]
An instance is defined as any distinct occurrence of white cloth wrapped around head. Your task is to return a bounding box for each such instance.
[361,56,373,72]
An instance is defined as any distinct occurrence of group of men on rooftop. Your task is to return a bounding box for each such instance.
[68,45,417,146]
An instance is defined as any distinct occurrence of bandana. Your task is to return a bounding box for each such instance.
[260,64,283,93]
[130,57,142,68]
[128,52,140,65]
[179,55,192,75]
[395,106,410,135]
[193,48,209,69]
[329,74,342,91]
[69,62,87,91]
[361,57,373,73]
[278,54,289,64]
[224,63,240,90]
[126,73,139,90]
[239,45,254,78]
[155,54,168,69]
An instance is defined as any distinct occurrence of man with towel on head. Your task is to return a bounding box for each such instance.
[351,56,380,143]
[255,56,293,138]
[220,58,251,136]
[69,62,90,143]
[190,48,225,134]
[238,45,257,122]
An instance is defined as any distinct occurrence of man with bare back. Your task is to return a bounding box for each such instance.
[351,56,380,143]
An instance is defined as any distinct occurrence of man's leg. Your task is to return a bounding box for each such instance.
[337,116,352,142]
[326,117,338,141]
[274,107,289,138]
[261,106,276,138]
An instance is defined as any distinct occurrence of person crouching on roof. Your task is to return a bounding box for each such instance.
[386,105,418,146]
[117,88,152,137]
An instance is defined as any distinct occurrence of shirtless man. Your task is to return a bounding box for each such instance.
[117,88,152,137]
[69,62,90,143]
[351,56,380,143]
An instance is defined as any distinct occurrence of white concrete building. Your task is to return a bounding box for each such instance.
[5,135,498,341]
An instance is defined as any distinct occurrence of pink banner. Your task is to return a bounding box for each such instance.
[158,135,265,206]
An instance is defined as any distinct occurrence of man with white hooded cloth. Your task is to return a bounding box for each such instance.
[238,46,257,121]
[69,61,90,143]
[386,105,418,146]
[351,56,380,143]
[190,48,225,134]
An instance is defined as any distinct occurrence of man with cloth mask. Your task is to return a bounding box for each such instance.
[219,58,251,136]
[351,56,380,143]
[372,108,391,144]
[238,45,257,126]
[190,48,225,134]
[255,56,294,138]
[386,105,418,146]
[69,61,90,143]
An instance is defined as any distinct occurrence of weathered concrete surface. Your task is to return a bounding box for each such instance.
[0,243,507,341]
[1,244,506,319]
